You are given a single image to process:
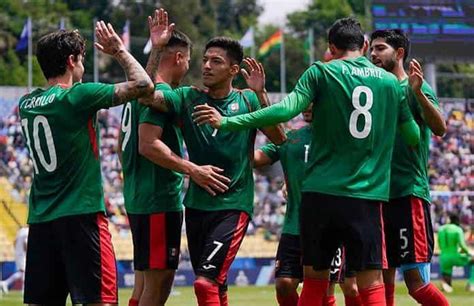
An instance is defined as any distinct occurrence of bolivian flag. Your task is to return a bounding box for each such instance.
[258,30,282,58]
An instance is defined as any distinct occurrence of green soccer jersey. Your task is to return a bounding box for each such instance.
[120,83,183,214]
[389,79,438,202]
[163,87,260,216]
[220,57,416,201]
[18,83,115,223]
[260,125,311,235]
[438,223,470,255]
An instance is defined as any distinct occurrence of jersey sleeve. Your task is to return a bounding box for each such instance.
[67,82,114,113]
[397,86,420,146]
[259,142,280,164]
[457,227,470,254]
[139,106,169,129]
[162,87,186,116]
[221,65,321,131]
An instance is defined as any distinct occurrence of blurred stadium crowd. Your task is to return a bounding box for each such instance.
[0,96,472,240]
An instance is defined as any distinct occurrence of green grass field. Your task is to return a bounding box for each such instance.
[0,281,472,305]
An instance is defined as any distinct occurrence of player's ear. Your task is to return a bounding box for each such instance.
[229,63,240,76]
[362,39,369,55]
[396,47,405,61]
[329,44,338,57]
[175,51,183,65]
[66,54,76,69]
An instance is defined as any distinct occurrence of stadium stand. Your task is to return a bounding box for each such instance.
[0,89,472,261]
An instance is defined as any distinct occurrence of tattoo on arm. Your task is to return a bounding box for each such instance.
[138,90,169,112]
[145,47,164,82]
[112,49,153,106]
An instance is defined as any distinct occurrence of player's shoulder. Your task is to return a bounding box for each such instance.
[155,82,173,91]
[234,88,257,98]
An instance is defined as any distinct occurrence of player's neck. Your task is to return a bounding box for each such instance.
[156,71,179,89]
[47,74,73,89]
[391,63,408,81]
[337,50,363,60]
[207,82,233,99]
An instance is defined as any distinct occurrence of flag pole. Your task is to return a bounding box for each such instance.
[308,27,314,65]
[280,29,286,94]
[27,16,32,91]
[250,26,256,58]
[93,17,99,82]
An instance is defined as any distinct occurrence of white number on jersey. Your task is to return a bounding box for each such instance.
[349,86,373,139]
[21,116,58,174]
[121,102,132,151]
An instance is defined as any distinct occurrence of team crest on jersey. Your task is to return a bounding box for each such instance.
[229,103,240,113]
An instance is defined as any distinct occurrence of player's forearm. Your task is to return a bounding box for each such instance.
[222,91,310,131]
[253,150,273,168]
[399,120,421,146]
[145,47,164,83]
[112,49,154,106]
[139,138,195,175]
[138,90,170,112]
[414,89,446,136]
[255,90,286,144]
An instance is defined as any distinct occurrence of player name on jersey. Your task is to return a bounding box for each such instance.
[21,94,56,109]
[341,65,383,79]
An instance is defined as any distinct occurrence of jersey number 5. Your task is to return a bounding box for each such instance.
[21,116,57,174]
[349,86,373,139]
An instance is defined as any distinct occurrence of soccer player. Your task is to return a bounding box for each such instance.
[438,213,474,293]
[369,29,449,306]
[253,106,312,306]
[140,32,285,304]
[0,226,28,294]
[193,17,421,306]
[19,22,153,305]
[255,106,361,306]
[121,10,230,306]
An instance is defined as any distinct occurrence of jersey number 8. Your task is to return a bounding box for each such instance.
[21,116,57,174]
[349,86,373,139]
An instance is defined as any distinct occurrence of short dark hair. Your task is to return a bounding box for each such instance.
[449,213,460,225]
[370,29,410,63]
[36,30,86,79]
[167,29,192,50]
[204,37,243,65]
[328,17,365,51]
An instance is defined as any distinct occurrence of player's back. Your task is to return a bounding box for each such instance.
[438,224,463,254]
[19,83,114,223]
[302,56,408,201]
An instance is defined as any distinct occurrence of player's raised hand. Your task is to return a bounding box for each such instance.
[192,104,223,128]
[148,8,175,49]
[94,21,126,56]
[408,59,424,92]
[190,165,231,196]
[241,57,266,93]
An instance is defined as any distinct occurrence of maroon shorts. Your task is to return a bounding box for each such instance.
[128,211,183,270]
[24,213,117,304]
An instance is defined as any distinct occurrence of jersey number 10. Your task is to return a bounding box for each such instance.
[21,116,57,174]
[349,86,373,139]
